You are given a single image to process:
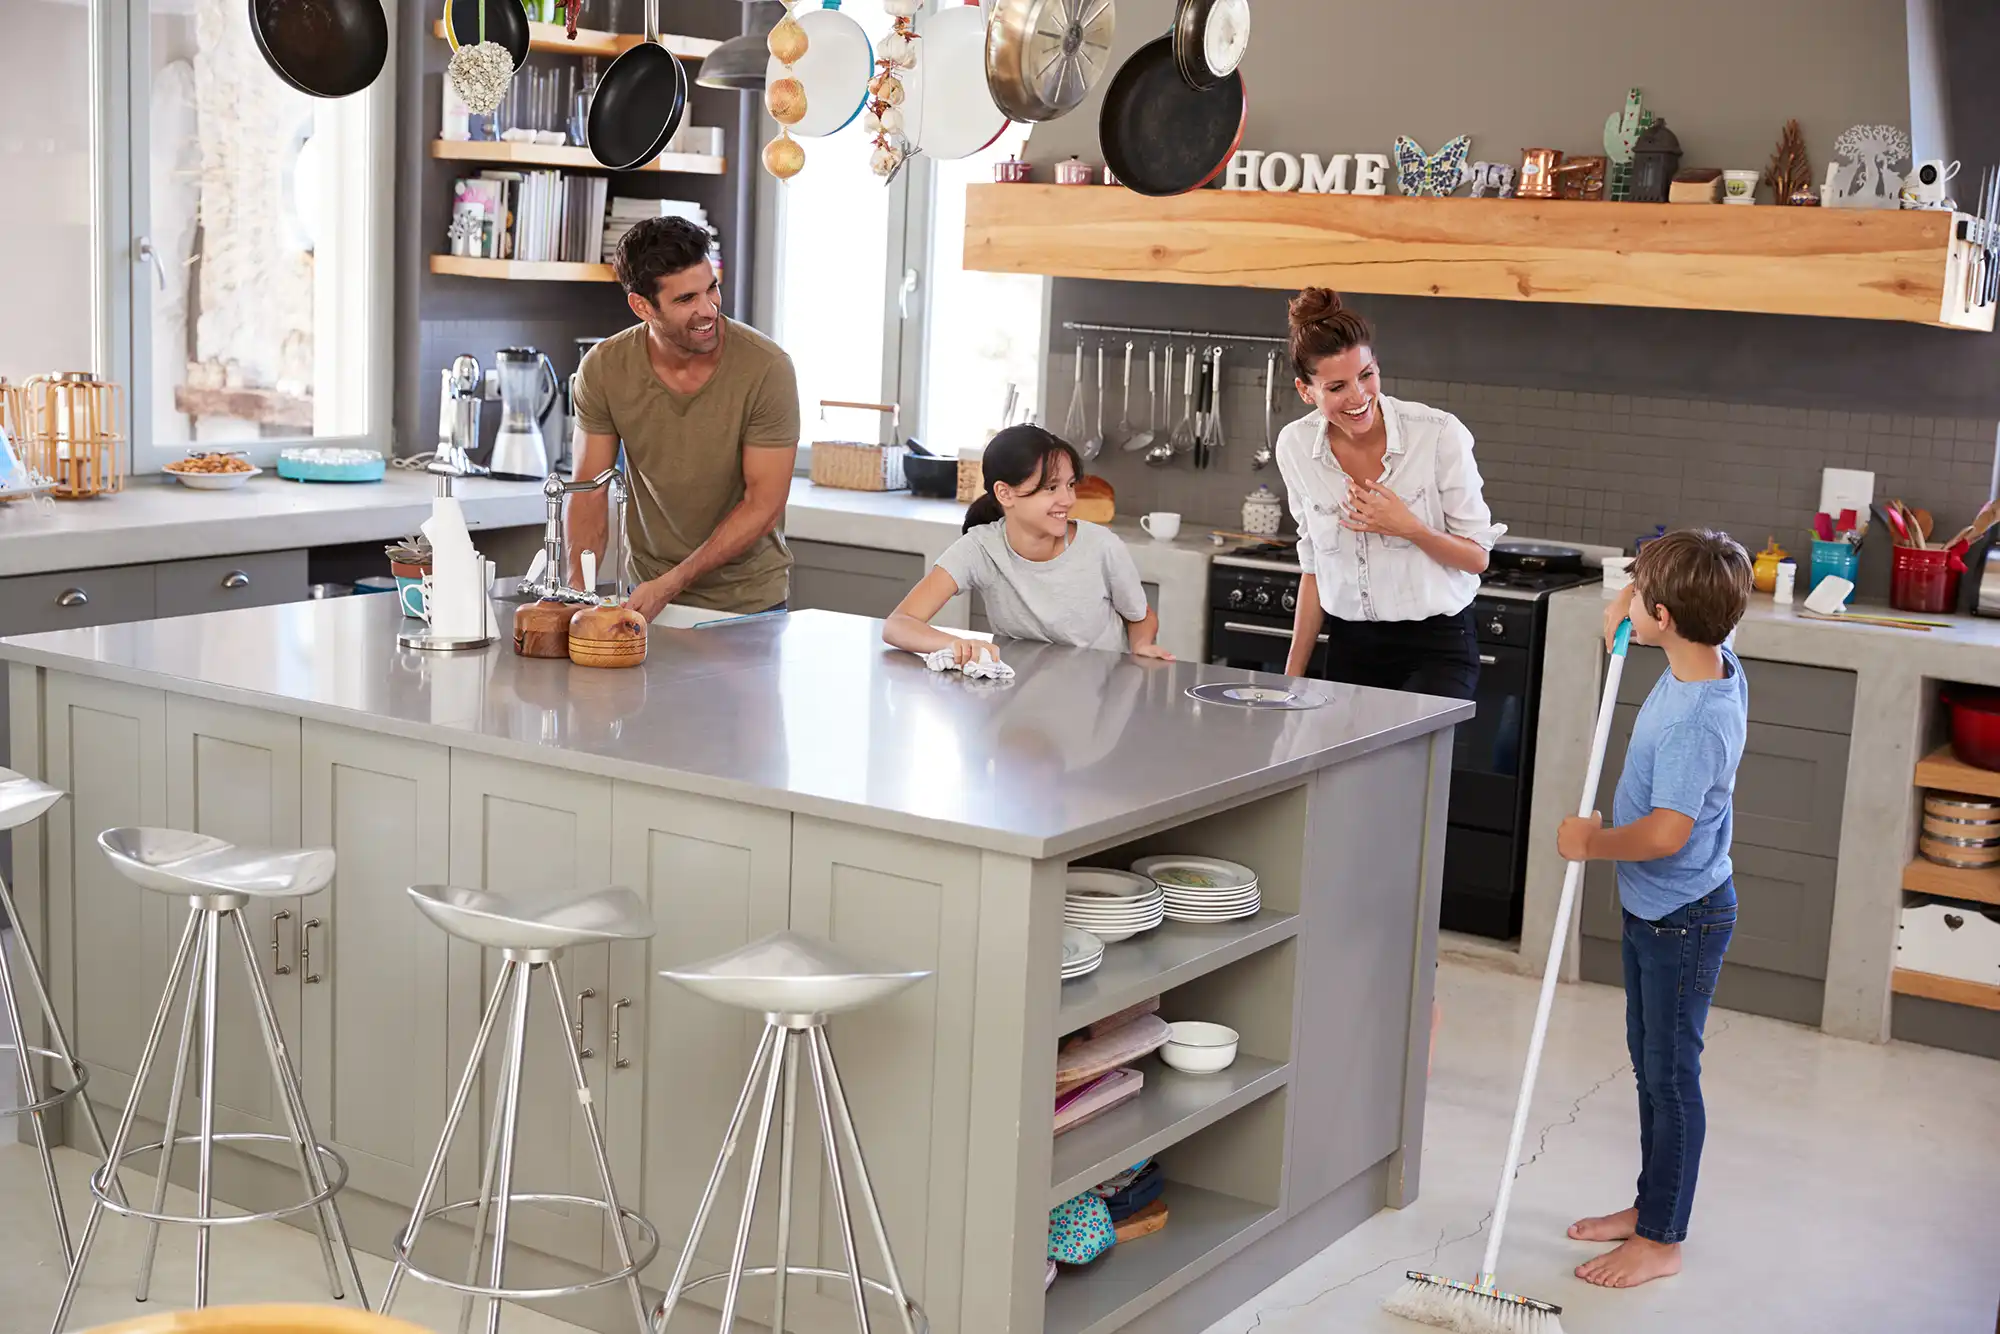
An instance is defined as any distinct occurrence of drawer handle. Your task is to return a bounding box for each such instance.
[1479,653,1498,666]
[269,910,293,975]
[575,987,596,1059]
[55,588,88,608]
[221,571,251,590]
[301,918,323,984]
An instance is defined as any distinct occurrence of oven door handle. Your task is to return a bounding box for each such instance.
[1479,653,1497,665]
[1222,620,1329,644]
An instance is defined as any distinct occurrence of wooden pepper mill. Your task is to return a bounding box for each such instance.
[567,551,648,669]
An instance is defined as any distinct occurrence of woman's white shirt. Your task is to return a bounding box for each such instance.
[1274,395,1506,623]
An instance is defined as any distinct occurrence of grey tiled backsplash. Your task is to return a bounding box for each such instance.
[1070,367,2000,555]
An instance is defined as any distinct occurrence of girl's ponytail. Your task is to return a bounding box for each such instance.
[962,491,1005,532]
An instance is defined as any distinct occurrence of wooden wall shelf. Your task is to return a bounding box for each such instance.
[430,18,717,60]
[1902,857,2000,907]
[963,185,1995,331]
[1914,745,2000,799]
[429,255,617,282]
[431,139,725,175]
[1892,967,2000,1011]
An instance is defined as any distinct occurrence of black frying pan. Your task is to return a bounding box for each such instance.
[447,0,532,74]
[249,0,388,99]
[587,0,688,169]
[1099,35,1245,198]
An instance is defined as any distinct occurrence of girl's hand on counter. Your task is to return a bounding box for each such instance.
[951,638,1001,668]
[1132,643,1176,662]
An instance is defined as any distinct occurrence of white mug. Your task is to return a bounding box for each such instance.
[1141,512,1182,542]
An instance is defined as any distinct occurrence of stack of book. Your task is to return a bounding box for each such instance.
[448,172,610,263]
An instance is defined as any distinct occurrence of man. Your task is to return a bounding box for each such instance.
[568,216,800,620]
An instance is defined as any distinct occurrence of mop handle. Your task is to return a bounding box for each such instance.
[1476,619,1631,1284]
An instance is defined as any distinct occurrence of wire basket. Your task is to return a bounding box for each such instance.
[21,372,124,498]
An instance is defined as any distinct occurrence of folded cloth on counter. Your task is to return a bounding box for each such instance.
[1054,1067,1143,1134]
[919,646,1015,681]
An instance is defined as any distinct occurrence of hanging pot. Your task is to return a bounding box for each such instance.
[445,0,530,72]
[587,0,689,169]
[902,0,1009,160]
[984,0,1116,124]
[248,0,389,98]
[1171,0,1249,91]
[768,0,874,138]
[1098,34,1244,197]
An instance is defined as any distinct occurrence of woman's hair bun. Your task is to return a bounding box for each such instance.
[1288,287,1344,329]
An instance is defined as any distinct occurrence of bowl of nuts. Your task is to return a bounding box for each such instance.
[163,452,261,490]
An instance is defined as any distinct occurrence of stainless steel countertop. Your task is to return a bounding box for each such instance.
[0,599,1469,858]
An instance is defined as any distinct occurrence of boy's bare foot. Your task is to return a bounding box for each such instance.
[1575,1236,1682,1288]
[1566,1207,1637,1242]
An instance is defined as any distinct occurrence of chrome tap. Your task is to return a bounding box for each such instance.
[520,467,629,604]
[431,355,490,496]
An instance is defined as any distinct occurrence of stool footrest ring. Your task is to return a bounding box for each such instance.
[88,1132,350,1226]
[658,1266,930,1333]
[390,1194,662,1301]
[0,1043,89,1118]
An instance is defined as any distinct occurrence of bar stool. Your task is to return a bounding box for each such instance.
[48,829,368,1334]
[0,771,125,1267]
[653,932,932,1334]
[382,884,661,1334]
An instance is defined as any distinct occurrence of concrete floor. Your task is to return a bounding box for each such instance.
[0,960,1995,1333]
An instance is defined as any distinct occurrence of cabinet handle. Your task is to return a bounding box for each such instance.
[575,987,596,1058]
[55,588,88,608]
[611,997,631,1069]
[221,570,251,590]
[301,918,323,984]
[1479,653,1498,666]
[270,910,293,975]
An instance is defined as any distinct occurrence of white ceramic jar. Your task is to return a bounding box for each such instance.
[1242,485,1283,536]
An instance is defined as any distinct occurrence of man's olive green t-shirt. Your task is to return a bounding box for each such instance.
[572,319,800,613]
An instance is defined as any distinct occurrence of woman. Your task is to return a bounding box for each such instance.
[1276,288,1503,699]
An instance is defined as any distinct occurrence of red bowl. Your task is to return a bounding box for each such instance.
[1945,686,2000,771]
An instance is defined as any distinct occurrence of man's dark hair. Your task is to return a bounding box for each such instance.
[1632,528,1751,646]
[614,216,712,303]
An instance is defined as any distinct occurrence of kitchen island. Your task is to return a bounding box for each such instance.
[0,597,1467,1334]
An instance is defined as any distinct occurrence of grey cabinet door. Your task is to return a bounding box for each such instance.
[155,550,309,619]
[301,723,455,1209]
[1615,647,1856,735]
[1583,845,1835,981]
[788,539,926,619]
[1734,723,1850,854]
[446,749,614,1268]
[0,565,155,637]
[165,696,304,1169]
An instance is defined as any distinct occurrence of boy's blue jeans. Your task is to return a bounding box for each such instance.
[1621,878,1736,1244]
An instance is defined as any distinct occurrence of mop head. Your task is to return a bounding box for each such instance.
[1384,1270,1565,1334]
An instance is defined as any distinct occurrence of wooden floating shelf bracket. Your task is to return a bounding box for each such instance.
[963,185,1996,331]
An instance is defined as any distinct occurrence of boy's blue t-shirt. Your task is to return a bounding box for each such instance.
[1612,646,1748,920]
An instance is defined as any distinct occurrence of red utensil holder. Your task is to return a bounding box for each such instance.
[1890,546,1961,613]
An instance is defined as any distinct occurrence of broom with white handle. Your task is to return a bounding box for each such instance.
[1385,619,1633,1334]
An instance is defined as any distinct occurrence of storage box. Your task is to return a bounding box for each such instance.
[810,441,907,492]
[956,456,982,504]
[1897,900,2000,983]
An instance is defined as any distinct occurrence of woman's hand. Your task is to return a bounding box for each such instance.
[1341,478,1428,540]
[1132,643,1175,662]
[951,638,1001,668]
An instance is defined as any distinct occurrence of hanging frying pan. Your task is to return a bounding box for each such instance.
[249,0,389,98]
[769,0,874,138]
[1098,34,1244,197]
[984,0,1116,124]
[445,0,530,73]
[1171,0,1249,91]
[903,0,1009,160]
[587,0,689,168]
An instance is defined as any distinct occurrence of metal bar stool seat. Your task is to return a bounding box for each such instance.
[383,884,661,1334]
[0,771,129,1271]
[652,932,932,1334]
[48,829,368,1334]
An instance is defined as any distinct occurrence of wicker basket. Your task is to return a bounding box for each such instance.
[956,456,982,504]
[811,440,907,492]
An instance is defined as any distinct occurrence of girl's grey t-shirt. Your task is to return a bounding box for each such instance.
[935,520,1147,652]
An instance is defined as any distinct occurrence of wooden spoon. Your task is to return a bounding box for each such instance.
[1914,507,1935,546]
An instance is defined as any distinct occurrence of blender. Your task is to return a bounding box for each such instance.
[488,347,560,481]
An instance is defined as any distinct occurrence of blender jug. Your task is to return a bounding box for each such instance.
[490,347,559,480]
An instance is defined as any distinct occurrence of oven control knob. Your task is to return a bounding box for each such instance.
[1227,588,1245,607]
[1253,589,1272,608]
[1486,616,1505,637]
[1281,589,1297,612]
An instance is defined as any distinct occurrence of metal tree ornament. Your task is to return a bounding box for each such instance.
[868,0,919,179]
[765,1,809,179]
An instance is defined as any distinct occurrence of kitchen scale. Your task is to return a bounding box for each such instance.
[1186,682,1325,709]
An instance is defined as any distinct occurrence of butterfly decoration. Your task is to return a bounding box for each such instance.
[1394,135,1472,197]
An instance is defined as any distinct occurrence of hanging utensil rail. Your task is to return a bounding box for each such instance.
[1062,321,1287,348]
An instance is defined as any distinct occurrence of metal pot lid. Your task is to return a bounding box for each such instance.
[985,0,1117,124]
[1174,0,1250,90]
[1187,682,1325,709]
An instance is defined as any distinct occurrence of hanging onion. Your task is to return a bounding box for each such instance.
[767,15,809,64]
[766,77,809,125]
[764,132,806,180]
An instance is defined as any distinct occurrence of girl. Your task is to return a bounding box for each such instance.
[883,426,1173,665]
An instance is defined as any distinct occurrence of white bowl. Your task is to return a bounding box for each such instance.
[165,465,262,490]
[1159,1021,1239,1074]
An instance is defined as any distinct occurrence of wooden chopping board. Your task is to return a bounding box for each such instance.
[1057,1014,1170,1093]
[1114,1199,1168,1243]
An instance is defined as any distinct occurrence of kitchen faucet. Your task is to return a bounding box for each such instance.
[519,467,630,605]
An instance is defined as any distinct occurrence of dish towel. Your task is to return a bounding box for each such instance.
[919,647,1015,681]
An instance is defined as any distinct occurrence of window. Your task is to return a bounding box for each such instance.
[764,86,1045,461]
[1,0,395,474]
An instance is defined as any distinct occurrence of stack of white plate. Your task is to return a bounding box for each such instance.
[1064,869,1166,943]
[1132,855,1261,923]
[1062,926,1105,981]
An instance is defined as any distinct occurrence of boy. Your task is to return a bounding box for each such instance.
[1556,529,1752,1290]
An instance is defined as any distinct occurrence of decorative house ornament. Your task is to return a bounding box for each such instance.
[1222,151,1393,196]
[1603,87,1652,202]
[1466,162,1514,198]
[1764,119,1812,206]
[1516,148,1561,199]
[1629,118,1682,202]
[1392,135,1471,196]
[1827,124,1911,209]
